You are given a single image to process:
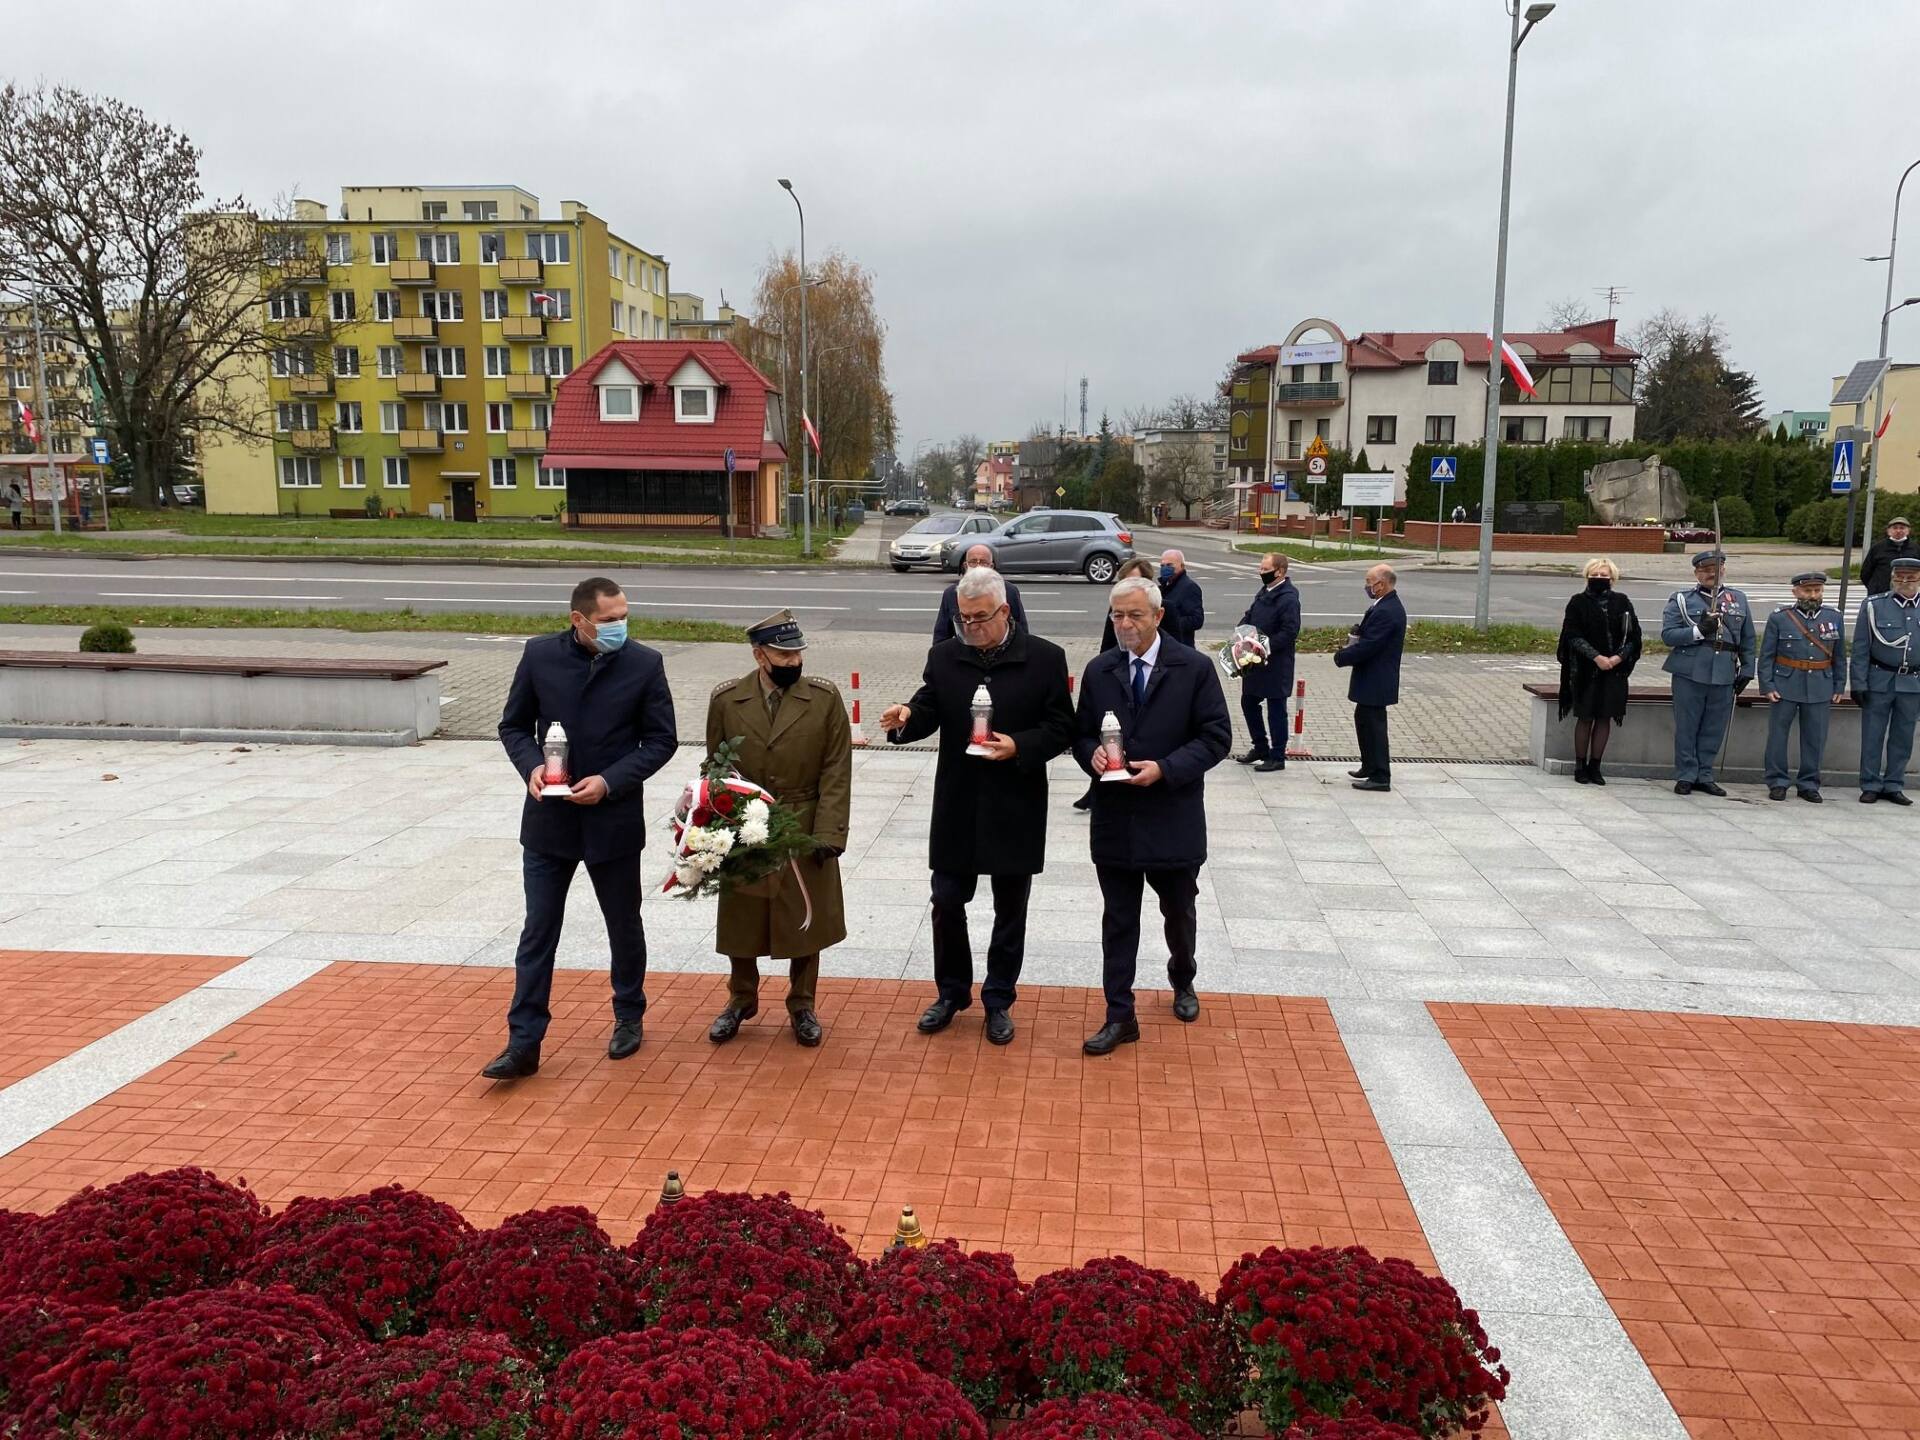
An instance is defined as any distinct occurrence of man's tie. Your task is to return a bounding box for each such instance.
[1131,657,1148,708]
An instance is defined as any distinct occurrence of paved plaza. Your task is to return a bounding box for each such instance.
[2,738,1918,1439]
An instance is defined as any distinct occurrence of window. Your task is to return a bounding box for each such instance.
[1424,415,1456,444]
[528,232,570,264]
[336,401,363,433]
[1318,363,1335,382]
[484,345,512,377]
[1315,418,1330,440]
[276,401,319,432]
[338,457,366,489]
[377,345,403,377]
[675,387,713,422]
[487,402,513,432]
[652,264,663,294]
[530,401,553,431]
[479,232,505,264]
[611,299,624,332]
[1288,364,1305,383]
[424,290,463,321]
[536,465,567,490]
[627,304,638,334]
[481,290,509,320]
[424,346,466,377]
[1564,415,1612,440]
[268,290,312,319]
[333,345,360,377]
[535,288,572,319]
[1428,360,1458,385]
[325,233,353,265]
[531,346,574,377]
[462,200,498,221]
[421,201,448,221]
[627,255,638,285]
[278,456,322,488]
[370,233,398,265]
[419,233,460,264]
[380,401,405,433]
[373,290,400,321]
[489,457,517,489]
[1365,415,1398,445]
[600,385,639,421]
[425,401,468,433]
[1501,415,1546,444]
[383,456,411,488]
[609,245,621,277]
[329,290,357,322]
[1287,418,1302,452]
[271,347,313,377]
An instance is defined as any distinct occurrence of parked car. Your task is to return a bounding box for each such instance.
[889,510,997,571]
[946,509,1134,581]
[173,484,205,507]
[887,498,930,517]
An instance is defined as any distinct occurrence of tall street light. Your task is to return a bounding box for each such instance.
[1858,158,1920,545]
[778,178,811,556]
[1473,1,1554,631]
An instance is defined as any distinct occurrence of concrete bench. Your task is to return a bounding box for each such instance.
[0,652,446,746]
[1524,682,1864,784]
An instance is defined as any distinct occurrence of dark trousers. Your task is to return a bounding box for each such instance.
[727,954,820,1015]
[930,870,1032,1012]
[506,848,648,1052]
[1353,704,1391,782]
[1241,693,1287,757]
[1094,864,1199,1024]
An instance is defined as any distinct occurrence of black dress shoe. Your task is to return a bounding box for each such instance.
[1234,749,1268,765]
[1171,988,1200,1023]
[1588,764,1606,786]
[608,1019,643,1060]
[1348,767,1369,778]
[917,997,967,1034]
[1351,779,1391,793]
[1072,794,1093,812]
[792,1010,823,1047]
[1696,782,1728,797]
[1798,788,1822,803]
[709,1005,756,1043]
[1885,791,1914,807]
[1573,764,1591,785]
[481,1047,538,1081]
[984,1009,1014,1046]
[1861,790,1880,804]
[1254,758,1285,773]
[1083,1018,1140,1056]
[1674,781,1694,795]
[1768,786,1788,802]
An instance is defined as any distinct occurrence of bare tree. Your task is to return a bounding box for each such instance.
[1145,434,1220,520]
[949,432,983,480]
[0,84,302,506]
[1537,296,1596,331]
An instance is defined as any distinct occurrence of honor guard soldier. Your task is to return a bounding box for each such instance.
[1758,570,1846,802]
[1851,556,1920,806]
[1660,550,1755,796]
[704,609,853,1044]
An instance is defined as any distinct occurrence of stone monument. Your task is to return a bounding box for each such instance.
[1583,455,1689,525]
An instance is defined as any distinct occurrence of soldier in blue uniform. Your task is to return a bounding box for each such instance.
[1758,570,1846,802]
[1659,550,1755,797]
[1851,555,1920,806]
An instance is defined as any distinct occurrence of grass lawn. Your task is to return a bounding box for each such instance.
[0,604,742,644]
[1293,621,1566,655]
[1230,536,1426,564]
[0,533,822,566]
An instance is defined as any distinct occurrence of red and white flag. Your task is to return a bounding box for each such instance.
[16,401,38,445]
[1877,400,1898,440]
[531,291,555,314]
[1491,335,1537,397]
[802,410,821,454]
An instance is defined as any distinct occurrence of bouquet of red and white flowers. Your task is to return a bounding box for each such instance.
[661,738,820,904]
[1218,624,1272,680]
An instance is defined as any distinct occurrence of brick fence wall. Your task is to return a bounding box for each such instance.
[1398,523,1670,555]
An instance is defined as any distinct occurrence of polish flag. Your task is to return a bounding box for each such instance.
[803,410,821,453]
[1491,335,1537,397]
[531,292,555,314]
[16,401,38,444]
[1877,400,1898,440]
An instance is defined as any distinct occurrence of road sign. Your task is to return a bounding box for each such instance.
[1054,486,1066,497]
[1303,434,1330,461]
[1306,455,1328,477]
[1269,478,1288,494]
[1342,472,1396,507]
[87,437,111,466]
[1832,439,1855,494]
[1429,455,1458,484]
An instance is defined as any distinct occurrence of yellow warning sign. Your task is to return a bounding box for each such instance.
[1304,435,1330,461]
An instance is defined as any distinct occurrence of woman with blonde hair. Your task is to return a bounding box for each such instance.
[1555,557,1642,784]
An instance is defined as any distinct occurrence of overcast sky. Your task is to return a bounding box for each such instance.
[12,1,1918,449]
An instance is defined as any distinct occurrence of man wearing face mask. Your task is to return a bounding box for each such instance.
[704,609,852,1046]
[1157,549,1205,648]
[1233,553,1300,772]
[1758,570,1846,803]
[486,576,678,1080]
[1334,564,1408,792]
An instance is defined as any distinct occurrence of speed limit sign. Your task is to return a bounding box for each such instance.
[1306,455,1328,477]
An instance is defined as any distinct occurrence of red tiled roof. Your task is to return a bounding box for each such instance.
[547,341,783,467]
[1346,319,1637,369]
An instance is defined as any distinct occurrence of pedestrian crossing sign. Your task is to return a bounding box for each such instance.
[1832,440,1854,494]
[1430,456,1458,483]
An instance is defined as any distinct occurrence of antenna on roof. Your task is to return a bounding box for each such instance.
[1592,284,1632,318]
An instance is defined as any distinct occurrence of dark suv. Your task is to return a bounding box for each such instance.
[946,509,1135,581]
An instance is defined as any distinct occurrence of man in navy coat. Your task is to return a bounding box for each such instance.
[486,576,678,1079]
[1073,575,1232,1055]
[932,544,1027,644]
[1334,563,1408,792]
[1233,552,1301,772]
[1157,549,1206,647]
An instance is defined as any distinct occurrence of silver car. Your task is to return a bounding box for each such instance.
[889,510,997,571]
[948,509,1136,581]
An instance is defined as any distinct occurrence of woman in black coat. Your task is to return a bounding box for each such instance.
[1555,557,1642,785]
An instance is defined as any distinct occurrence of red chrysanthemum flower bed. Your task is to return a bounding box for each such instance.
[18,1282,356,1439]
[1025,1256,1239,1436]
[789,1354,988,1440]
[242,1183,472,1340]
[0,1209,37,1290]
[542,1325,815,1440]
[432,1205,641,1369]
[841,1239,1029,1415]
[1001,1392,1205,1440]
[3,1165,266,1309]
[0,1295,110,1421]
[1284,1416,1424,1440]
[1218,1245,1508,1437]
[299,1327,544,1439]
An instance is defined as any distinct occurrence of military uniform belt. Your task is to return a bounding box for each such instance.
[1776,657,1831,671]
[1872,659,1920,676]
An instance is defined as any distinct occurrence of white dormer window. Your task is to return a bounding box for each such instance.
[600,385,639,421]
[675,386,713,423]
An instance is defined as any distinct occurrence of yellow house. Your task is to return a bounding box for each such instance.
[1830,362,1919,499]
[200,184,671,519]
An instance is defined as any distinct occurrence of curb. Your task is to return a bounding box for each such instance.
[0,550,876,571]
[0,723,419,747]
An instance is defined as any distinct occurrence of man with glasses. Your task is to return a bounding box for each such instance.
[882,567,1074,1046]
[1073,575,1231,1055]
[933,544,1028,644]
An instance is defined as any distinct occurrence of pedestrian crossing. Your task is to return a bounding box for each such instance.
[1628,583,1857,615]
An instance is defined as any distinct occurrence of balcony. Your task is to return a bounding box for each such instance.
[398,429,444,453]
[1273,382,1343,408]
[391,316,437,342]
[275,315,330,339]
[274,250,328,284]
[501,315,546,341]
[286,374,333,397]
[390,259,435,285]
[289,427,336,454]
[498,257,543,284]
[394,371,441,397]
[502,373,550,398]
[505,429,548,454]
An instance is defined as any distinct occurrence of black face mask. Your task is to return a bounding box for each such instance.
[767,661,803,689]
[1586,577,1611,594]
[1259,571,1278,588]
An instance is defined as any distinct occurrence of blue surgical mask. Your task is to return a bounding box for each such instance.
[593,618,628,653]
[1158,564,1175,584]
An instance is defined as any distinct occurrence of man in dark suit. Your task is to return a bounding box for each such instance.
[882,567,1075,1046]
[1861,516,1917,596]
[1157,549,1205,647]
[932,544,1028,644]
[1073,575,1232,1055]
[1335,563,1408,793]
[488,576,678,1079]
[1234,552,1301,772]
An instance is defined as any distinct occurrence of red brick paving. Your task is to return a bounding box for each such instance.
[0,949,243,1087]
[1434,1004,1920,1440]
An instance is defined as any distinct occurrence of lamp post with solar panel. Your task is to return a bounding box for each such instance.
[1859,159,1920,545]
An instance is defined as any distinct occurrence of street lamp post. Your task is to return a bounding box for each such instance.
[1473,1,1554,631]
[778,179,810,556]
[1859,158,1920,547]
